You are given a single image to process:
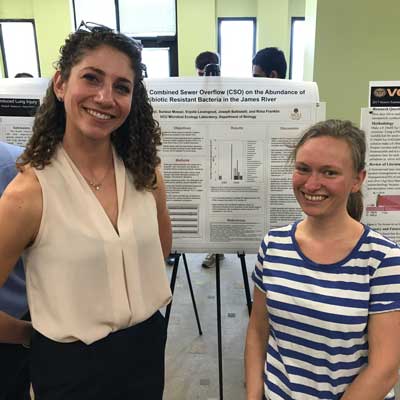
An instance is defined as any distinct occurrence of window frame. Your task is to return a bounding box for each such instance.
[289,16,305,80]
[0,18,41,78]
[72,0,178,76]
[217,16,257,76]
[136,36,178,77]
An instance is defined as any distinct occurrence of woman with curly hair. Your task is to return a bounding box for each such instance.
[0,24,172,399]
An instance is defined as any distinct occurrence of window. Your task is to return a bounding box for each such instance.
[73,0,117,30]
[0,20,40,77]
[289,17,306,81]
[118,0,176,37]
[218,18,256,77]
[142,48,170,78]
[72,0,178,76]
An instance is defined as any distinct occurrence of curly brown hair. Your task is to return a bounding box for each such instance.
[17,29,161,190]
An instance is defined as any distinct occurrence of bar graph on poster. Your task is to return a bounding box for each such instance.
[211,140,245,182]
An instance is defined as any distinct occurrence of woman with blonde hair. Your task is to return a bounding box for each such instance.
[245,119,400,400]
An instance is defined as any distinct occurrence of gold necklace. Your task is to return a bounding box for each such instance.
[82,161,113,191]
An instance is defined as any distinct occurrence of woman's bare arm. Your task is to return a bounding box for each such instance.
[0,169,41,344]
[245,286,269,400]
[341,311,400,399]
[0,170,42,287]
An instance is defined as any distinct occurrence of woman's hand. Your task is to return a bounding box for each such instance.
[341,310,400,399]
[0,311,32,345]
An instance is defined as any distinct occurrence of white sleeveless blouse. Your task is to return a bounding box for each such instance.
[24,146,172,344]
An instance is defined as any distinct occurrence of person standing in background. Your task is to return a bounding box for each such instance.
[14,73,34,78]
[252,47,287,79]
[0,141,31,400]
[195,51,220,77]
[197,47,287,268]
[164,51,222,268]
[193,51,225,268]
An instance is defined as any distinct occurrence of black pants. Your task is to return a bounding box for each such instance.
[31,311,167,400]
[0,343,30,400]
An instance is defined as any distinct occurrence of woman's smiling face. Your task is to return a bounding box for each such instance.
[54,44,134,143]
[292,136,365,221]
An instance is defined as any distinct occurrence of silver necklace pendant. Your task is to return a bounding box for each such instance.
[94,184,101,191]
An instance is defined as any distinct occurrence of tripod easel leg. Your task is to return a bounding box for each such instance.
[238,252,252,315]
[215,254,224,400]
[182,253,203,335]
[165,252,180,328]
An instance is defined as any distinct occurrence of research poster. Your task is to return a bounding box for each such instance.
[146,78,323,253]
[0,78,48,146]
[361,106,400,243]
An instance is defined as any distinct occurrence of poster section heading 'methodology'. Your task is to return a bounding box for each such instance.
[369,80,400,108]
[0,78,49,146]
[361,105,400,244]
[146,77,324,253]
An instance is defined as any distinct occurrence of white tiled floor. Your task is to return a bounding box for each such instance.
[164,252,254,400]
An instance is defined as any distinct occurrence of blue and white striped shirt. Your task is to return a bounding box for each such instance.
[252,221,400,400]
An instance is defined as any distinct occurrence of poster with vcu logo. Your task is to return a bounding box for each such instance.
[370,81,400,107]
[361,81,400,244]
